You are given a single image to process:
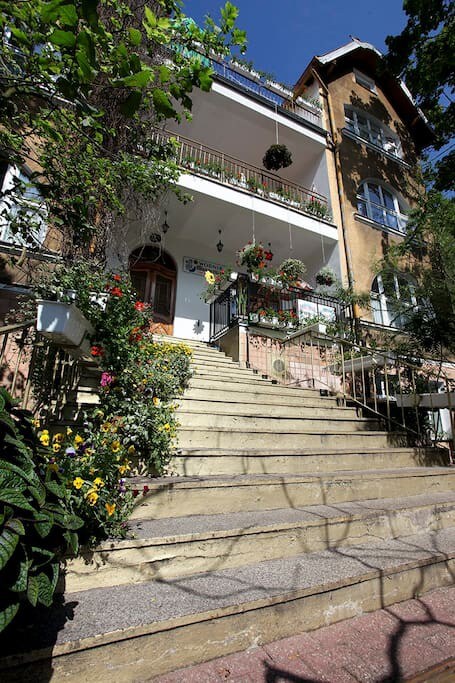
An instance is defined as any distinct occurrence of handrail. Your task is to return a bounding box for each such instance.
[0,320,35,335]
[244,325,455,455]
[153,128,332,221]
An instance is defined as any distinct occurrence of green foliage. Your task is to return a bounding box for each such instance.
[0,0,247,255]
[262,144,293,171]
[277,259,307,286]
[0,388,83,633]
[385,0,454,191]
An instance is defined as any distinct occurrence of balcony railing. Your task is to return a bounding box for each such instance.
[209,275,348,341]
[154,129,332,222]
[209,57,323,128]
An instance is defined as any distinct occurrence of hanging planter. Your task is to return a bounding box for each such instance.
[36,300,94,347]
[262,144,293,171]
[315,267,337,287]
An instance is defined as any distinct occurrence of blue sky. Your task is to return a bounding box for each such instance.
[183,1,408,86]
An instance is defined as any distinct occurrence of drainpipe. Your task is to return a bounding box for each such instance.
[310,68,361,340]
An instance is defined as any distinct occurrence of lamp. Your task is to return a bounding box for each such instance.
[216,229,224,253]
[162,210,170,234]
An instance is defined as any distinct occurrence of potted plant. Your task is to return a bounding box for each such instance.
[262,144,293,171]
[299,314,329,336]
[277,258,307,288]
[315,266,337,287]
[36,299,94,347]
[238,242,273,273]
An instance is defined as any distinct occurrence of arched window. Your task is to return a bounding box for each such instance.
[0,165,47,246]
[357,181,408,233]
[345,107,402,159]
[370,273,418,328]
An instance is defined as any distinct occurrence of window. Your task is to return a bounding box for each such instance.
[0,166,47,246]
[370,273,418,328]
[344,107,402,158]
[357,181,408,233]
[353,69,376,94]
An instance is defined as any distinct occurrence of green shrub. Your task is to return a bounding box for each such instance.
[0,388,83,633]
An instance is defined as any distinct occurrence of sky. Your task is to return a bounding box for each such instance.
[182,0,409,87]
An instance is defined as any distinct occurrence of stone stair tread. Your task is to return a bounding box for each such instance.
[124,491,455,544]
[176,445,436,456]
[130,466,454,489]
[177,424,389,435]
[177,408,376,423]
[4,527,455,661]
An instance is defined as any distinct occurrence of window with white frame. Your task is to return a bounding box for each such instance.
[353,69,377,94]
[357,180,408,233]
[370,273,418,328]
[0,165,47,247]
[344,107,402,158]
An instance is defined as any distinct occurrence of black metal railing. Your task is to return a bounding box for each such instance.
[209,274,347,341]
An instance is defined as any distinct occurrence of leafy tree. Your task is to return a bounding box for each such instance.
[0,0,246,259]
[384,0,454,191]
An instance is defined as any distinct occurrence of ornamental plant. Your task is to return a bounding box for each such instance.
[238,242,273,272]
[315,266,338,287]
[262,144,293,171]
[277,258,307,287]
[0,388,83,633]
[201,268,233,302]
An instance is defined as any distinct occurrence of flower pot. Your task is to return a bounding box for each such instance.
[36,300,94,347]
[300,321,327,336]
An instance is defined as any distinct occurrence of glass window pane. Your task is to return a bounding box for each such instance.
[357,199,368,217]
[382,189,395,210]
[154,274,172,318]
[131,271,148,302]
[368,184,382,205]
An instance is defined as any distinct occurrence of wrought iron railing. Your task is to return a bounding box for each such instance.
[0,321,82,414]
[209,57,323,128]
[209,275,348,341]
[245,326,455,455]
[153,129,332,221]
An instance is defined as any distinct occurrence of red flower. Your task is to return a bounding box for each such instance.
[134,301,145,311]
[111,287,123,297]
[90,345,104,357]
[265,251,273,261]
[113,274,122,282]
[142,485,150,496]
[132,489,140,498]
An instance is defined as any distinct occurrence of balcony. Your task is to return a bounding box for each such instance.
[154,129,332,223]
[209,56,323,130]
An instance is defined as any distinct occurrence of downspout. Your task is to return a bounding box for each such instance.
[310,67,361,339]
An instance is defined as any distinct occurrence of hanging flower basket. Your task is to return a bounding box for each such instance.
[262,144,293,171]
[315,267,337,287]
[36,300,94,347]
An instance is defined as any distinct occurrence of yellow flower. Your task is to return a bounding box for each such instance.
[52,443,61,453]
[66,426,73,436]
[74,435,83,446]
[127,445,136,455]
[41,429,49,435]
[118,462,130,475]
[105,502,116,517]
[32,418,40,428]
[93,477,105,488]
[101,422,111,433]
[89,468,96,475]
[86,490,99,506]
[53,433,64,443]
[111,440,121,453]
[85,448,94,457]
[163,423,171,431]
[152,396,160,406]
[205,270,215,284]
[73,477,84,489]
[40,434,50,446]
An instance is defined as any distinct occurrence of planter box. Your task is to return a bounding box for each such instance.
[37,300,94,347]
[396,392,455,409]
[300,321,327,336]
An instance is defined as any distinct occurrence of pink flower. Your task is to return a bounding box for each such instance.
[100,372,114,387]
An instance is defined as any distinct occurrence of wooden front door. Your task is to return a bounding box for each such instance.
[130,262,176,336]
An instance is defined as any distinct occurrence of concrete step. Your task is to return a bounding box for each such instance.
[153,335,211,349]
[177,425,401,450]
[176,397,357,418]
[171,446,448,476]
[130,467,455,520]
[176,410,380,433]
[183,386,344,408]
[188,376,336,398]
[3,528,455,681]
[63,492,455,592]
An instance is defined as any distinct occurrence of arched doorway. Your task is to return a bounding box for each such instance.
[130,246,177,336]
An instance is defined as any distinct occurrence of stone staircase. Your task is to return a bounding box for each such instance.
[2,337,455,682]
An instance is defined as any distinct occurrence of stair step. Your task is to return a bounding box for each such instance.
[176,410,380,432]
[177,426,402,449]
[183,386,343,407]
[64,492,455,592]
[172,446,448,476]
[188,376,335,397]
[3,528,455,681]
[130,467,455,519]
[176,397,356,418]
